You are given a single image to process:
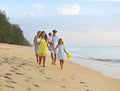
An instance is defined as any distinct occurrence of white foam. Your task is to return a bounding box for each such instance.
[71,58,120,79]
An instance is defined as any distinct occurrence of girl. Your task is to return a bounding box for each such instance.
[37,31,48,67]
[54,38,68,70]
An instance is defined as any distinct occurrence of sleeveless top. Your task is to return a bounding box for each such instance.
[57,45,65,60]
[37,39,48,56]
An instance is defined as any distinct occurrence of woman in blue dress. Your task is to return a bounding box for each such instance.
[33,31,41,64]
[54,38,68,70]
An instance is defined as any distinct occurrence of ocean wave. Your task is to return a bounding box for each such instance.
[72,55,120,63]
[93,58,120,63]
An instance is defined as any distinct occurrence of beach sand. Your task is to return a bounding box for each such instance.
[0,43,120,91]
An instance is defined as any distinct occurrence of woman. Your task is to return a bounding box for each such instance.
[33,31,41,64]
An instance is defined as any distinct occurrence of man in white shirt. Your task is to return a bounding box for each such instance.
[52,30,59,65]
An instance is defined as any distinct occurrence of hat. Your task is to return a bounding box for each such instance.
[52,29,57,33]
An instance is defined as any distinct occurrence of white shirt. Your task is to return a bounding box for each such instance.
[48,36,52,43]
[52,35,59,48]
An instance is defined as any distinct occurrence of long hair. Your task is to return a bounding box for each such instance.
[40,31,48,42]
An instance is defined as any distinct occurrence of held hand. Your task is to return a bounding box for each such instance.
[65,52,68,55]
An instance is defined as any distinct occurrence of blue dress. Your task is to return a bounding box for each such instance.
[57,45,65,60]
[34,36,39,52]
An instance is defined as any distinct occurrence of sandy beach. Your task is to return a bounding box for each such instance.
[0,43,120,91]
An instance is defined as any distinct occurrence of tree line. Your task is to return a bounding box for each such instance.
[0,10,31,46]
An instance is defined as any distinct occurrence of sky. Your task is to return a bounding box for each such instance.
[0,0,120,46]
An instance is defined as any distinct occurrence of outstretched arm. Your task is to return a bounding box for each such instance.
[53,45,58,50]
[63,45,68,55]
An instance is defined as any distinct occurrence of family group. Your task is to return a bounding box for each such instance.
[33,30,69,70]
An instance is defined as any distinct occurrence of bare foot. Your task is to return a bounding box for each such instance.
[43,65,46,67]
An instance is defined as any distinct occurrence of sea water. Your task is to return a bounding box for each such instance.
[66,46,120,79]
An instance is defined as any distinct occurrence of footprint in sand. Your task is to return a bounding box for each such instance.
[44,77,51,80]
[18,63,27,67]
[26,87,32,91]
[12,67,19,70]
[4,76,12,80]
[61,78,65,81]
[11,67,23,76]
[15,72,23,75]
[26,76,33,79]
[80,81,85,84]
[80,81,88,87]
[3,60,9,63]
[80,81,89,87]
[61,85,66,88]
[6,80,18,84]
[0,74,2,77]
[5,73,12,76]
[70,76,75,80]
[4,84,15,89]
[25,79,29,82]
[80,81,90,91]
[39,70,45,74]
[25,76,33,82]
[10,69,16,73]
[4,73,12,80]
[33,84,39,87]
[86,89,90,91]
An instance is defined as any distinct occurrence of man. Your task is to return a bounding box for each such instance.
[52,29,59,65]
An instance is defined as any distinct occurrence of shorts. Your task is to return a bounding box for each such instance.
[34,46,38,52]
[49,46,53,51]
[53,50,57,54]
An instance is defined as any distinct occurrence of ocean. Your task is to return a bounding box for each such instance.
[66,46,120,80]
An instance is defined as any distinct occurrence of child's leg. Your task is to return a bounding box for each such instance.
[60,60,63,70]
[62,60,64,68]
[39,56,42,65]
[43,56,46,67]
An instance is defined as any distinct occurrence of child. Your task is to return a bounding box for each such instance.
[37,31,48,67]
[48,32,54,64]
[54,38,68,70]
[33,31,41,63]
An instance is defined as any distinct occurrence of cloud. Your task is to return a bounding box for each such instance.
[24,11,36,17]
[58,4,80,15]
[33,3,44,11]
[23,3,45,17]
[29,11,36,16]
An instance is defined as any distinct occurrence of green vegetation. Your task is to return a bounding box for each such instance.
[0,10,31,46]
